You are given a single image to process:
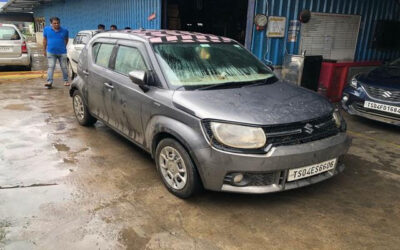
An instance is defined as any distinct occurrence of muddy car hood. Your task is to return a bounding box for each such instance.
[172,81,333,125]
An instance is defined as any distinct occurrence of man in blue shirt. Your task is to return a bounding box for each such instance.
[43,17,69,88]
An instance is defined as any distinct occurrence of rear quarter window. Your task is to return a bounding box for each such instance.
[0,27,20,40]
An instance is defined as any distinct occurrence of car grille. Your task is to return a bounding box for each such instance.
[264,114,339,147]
[224,172,277,186]
[352,102,400,120]
[203,114,339,154]
[363,85,400,103]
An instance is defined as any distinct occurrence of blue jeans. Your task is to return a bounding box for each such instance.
[47,53,68,83]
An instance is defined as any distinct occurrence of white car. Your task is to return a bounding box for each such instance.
[0,23,31,70]
[67,30,99,79]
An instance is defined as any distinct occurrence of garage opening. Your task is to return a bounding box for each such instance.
[162,0,249,45]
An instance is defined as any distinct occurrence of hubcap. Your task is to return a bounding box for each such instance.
[73,95,85,121]
[159,146,187,190]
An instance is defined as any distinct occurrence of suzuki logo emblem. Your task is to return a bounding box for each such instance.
[382,91,392,98]
[304,123,314,134]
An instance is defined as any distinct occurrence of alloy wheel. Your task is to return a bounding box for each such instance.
[73,94,85,121]
[159,146,187,190]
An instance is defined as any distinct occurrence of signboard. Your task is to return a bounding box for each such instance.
[300,12,361,61]
[266,16,286,38]
[288,20,300,42]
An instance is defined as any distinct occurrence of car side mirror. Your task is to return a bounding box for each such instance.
[128,70,150,91]
[128,70,147,86]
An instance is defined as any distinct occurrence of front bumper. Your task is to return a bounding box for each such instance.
[193,132,351,193]
[0,54,30,66]
[342,87,400,126]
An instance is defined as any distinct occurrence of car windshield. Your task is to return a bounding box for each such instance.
[0,26,20,40]
[153,43,276,90]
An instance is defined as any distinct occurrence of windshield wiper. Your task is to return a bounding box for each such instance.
[195,77,277,91]
[243,77,278,88]
[195,81,243,90]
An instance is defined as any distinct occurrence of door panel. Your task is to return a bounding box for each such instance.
[107,44,150,143]
[87,42,115,123]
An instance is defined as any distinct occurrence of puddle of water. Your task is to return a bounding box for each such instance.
[53,143,70,152]
[3,104,31,111]
[0,184,72,248]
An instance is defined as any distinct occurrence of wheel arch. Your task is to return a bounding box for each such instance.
[146,115,208,187]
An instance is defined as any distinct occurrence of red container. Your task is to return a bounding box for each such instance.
[318,61,381,102]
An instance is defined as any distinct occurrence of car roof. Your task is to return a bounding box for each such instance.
[0,23,18,29]
[103,29,234,44]
[78,30,100,35]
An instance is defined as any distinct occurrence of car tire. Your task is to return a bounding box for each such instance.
[25,59,32,71]
[72,90,97,126]
[155,138,202,198]
[68,60,76,80]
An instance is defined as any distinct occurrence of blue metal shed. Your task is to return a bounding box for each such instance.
[251,0,400,65]
[33,0,161,37]
[31,0,400,65]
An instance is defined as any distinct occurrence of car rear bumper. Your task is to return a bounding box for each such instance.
[0,54,30,66]
[193,132,351,193]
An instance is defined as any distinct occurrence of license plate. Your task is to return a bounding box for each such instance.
[287,158,337,182]
[364,101,400,115]
[0,46,12,52]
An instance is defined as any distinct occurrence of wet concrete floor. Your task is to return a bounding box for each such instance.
[0,78,399,249]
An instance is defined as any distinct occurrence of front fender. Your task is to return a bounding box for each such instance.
[145,115,209,156]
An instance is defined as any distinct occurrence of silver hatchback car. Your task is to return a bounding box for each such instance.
[0,23,31,70]
[70,30,351,198]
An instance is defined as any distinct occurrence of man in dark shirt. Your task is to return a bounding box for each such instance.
[43,17,69,88]
[98,24,105,31]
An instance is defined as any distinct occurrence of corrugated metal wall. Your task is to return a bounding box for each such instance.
[33,0,161,37]
[251,0,400,65]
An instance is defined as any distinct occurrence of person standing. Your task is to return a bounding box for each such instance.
[43,17,69,88]
[97,24,105,31]
[110,24,117,30]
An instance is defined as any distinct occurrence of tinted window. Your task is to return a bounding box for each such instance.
[95,43,114,68]
[114,46,147,75]
[0,26,20,40]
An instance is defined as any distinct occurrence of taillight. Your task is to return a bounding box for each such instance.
[21,41,27,53]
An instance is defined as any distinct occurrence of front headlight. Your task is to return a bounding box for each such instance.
[350,77,358,88]
[210,122,266,149]
[332,110,342,128]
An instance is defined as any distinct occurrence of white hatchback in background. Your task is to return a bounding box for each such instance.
[0,23,31,70]
[67,30,100,79]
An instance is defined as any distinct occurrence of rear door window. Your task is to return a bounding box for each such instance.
[114,46,147,75]
[94,43,114,68]
[0,26,20,40]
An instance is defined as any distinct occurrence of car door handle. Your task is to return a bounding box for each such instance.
[104,82,114,89]
[82,70,89,76]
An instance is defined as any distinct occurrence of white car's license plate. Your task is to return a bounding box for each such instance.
[0,46,12,52]
[364,101,400,115]
[287,158,337,182]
